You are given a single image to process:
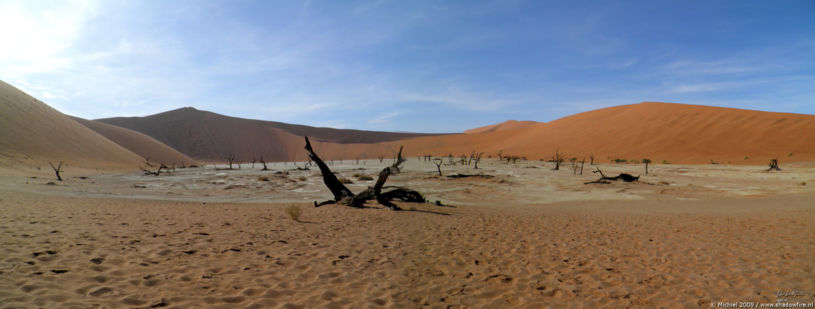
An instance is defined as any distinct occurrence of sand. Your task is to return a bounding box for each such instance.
[0,81,144,172]
[70,117,198,167]
[85,101,815,165]
[1,159,813,308]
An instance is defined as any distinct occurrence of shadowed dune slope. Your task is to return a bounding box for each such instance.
[312,102,815,165]
[463,120,539,134]
[96,108,321,162]
[95,107,444,162]
[71,117,198,166]
[0,81,144,171]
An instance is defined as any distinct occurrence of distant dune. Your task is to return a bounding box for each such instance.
[2,78,813,166]
[71,117,198,166]
[463,120,539,134]
[95,107,445,162]
[0,81,144,172]
[359,102,815,164]
[94,102,815,165]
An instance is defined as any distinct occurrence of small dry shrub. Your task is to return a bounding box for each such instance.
[298,176,307,181]
[258,176,269,182]
[285,205,302,222]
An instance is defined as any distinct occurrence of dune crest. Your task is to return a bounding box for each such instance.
[0,81,144,172]
[464,120,540,134]
[71,117,198,166]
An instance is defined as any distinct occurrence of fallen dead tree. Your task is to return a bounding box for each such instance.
[140,163,169,176]
[584,168,640,184]
[304,136,425,210]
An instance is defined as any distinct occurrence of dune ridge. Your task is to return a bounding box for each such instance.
[0,81,144,172]
[70,117,198,167]
[95,107,445,162]
[336,102,815,165]
[463,119,539,134]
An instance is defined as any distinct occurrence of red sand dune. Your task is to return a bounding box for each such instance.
[463,120,539,134]
[95,107,445,162]
[71,117,198,166]
[312,102,815,165]
[2,78,813,166]
[0,81,144,171]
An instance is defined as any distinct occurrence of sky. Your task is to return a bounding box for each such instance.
[1,0,814,133]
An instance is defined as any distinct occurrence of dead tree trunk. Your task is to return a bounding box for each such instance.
[227,154,236,170]
[304,136,424,210]
[432,158,443,176]
[767,158,781,171]
[48,161,63,181]
[259,155,269,171]
[141,163,168,176]
[580,158,585,175]
[585,168,640,184]
[472,152,483,169]
[553,151,562,171]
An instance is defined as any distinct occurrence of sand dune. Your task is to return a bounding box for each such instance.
[0,81,144,173]
[95,107,444,162]
[3,79,813,168]
[330,102,815,165]
[464,119,539,134]
[71,117,198,167]
[93,102,815,165]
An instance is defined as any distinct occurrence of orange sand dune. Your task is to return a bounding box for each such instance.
[71,117,198,167]
[0,81,144,172]
[463,119,539,134]
[322,102,814,165]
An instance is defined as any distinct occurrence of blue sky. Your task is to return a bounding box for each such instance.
[2,0,813,133]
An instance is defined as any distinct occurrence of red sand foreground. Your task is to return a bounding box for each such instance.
[1,159,813,308]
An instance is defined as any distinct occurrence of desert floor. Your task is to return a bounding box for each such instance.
[1,159,813,308]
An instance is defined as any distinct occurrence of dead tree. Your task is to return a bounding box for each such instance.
[580,158,585,175]
[304,137,425,210]
[590,153,595,165]
[378,155,384,163]
[432,158,444,176]
[643,158,652,175]
[767,158,781,171]
[448,154,454,165]
[48,161,63,181]
[226,154,236,170]
[497,150,504,161]
[585,168,640,184]
[472,152,484,169]
[553,150,563,170]
[258,155,269,171]
[140,163,168,176]
[570,157,577,174]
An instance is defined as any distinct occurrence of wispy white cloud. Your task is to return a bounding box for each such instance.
[369,111,400,125]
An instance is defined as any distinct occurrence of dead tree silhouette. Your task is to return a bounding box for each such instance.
[304,137,424,210]
[767,158,781,171]
[432,158,444,176]
[48,161,63,181]
[585,168,640,184]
